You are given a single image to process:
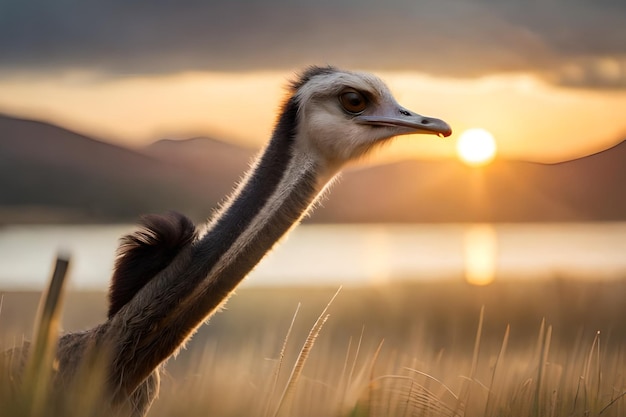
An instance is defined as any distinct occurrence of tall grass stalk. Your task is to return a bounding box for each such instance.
[484,324,509,416]
[271,286,341,417]
[334,329,360,413]
[583,330,602,412]
[263,302,301,417]
[454,305,484,416]
[533,322,552,417]
[339,333,386,416]
[22,254,70,417]
[348,326,365,396]
[336,334,354,410]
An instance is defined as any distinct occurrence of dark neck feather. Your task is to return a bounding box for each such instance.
[107,212,197,319]
[180,156,319,330]
[191,94,301,277]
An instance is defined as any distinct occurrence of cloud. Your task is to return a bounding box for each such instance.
[548,57,626,89]
[1,0,625,88]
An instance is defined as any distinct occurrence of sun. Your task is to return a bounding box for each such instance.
[456,128,497,166]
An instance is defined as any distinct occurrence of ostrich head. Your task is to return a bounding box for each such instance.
[285,66,452,166]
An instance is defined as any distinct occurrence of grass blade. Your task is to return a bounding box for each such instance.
[263,302,301,417]
[272,286,341,417]
[23,254,71,417]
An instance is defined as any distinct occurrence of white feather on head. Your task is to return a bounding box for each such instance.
[291,67,413,165]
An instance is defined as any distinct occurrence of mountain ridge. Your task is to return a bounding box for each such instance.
[1,114,624,223]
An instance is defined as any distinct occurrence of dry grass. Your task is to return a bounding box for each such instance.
[2,273,626,416]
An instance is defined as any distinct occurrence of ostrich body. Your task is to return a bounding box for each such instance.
[5,66,451,416]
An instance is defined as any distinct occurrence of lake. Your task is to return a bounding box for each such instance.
[0,222,625,289]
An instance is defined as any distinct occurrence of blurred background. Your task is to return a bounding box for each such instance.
[2,4,626,414]
[0,0,625,290]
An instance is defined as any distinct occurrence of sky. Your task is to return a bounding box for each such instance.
[1,0,626,162]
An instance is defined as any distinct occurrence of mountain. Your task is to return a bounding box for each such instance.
[1,114,625,223]
[0,115,236,222]
[320,140,626,222]
[144,136,255,196]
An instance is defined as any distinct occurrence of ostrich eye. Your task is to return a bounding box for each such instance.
[339,90,367,114]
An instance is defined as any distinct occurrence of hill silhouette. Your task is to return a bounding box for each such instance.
[321,141,626,222]
[0,115,214,222]
[1,114,624,223]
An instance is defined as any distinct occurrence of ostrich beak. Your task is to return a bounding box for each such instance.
[355,104,452,138]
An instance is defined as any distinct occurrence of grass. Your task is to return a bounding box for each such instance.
[2,267,626,416]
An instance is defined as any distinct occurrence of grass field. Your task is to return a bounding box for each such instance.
[2,278,626,416]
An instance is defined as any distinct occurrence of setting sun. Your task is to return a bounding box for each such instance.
[456,128,497,166]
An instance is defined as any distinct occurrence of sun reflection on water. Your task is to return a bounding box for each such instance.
[363,226,392,285]
[463,224,498,285]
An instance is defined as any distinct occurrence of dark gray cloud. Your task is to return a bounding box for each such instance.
[1,0,625,87]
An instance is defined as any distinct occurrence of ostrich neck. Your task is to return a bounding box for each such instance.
[186,101,332,315]
[105,100,336,396]
[189,137,324,310]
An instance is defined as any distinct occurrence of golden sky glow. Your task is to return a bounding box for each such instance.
[1,70,625,163]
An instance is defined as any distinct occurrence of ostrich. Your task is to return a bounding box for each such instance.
[4,66,451,416]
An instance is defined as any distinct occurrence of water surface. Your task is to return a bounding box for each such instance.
[0,222,624,289]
